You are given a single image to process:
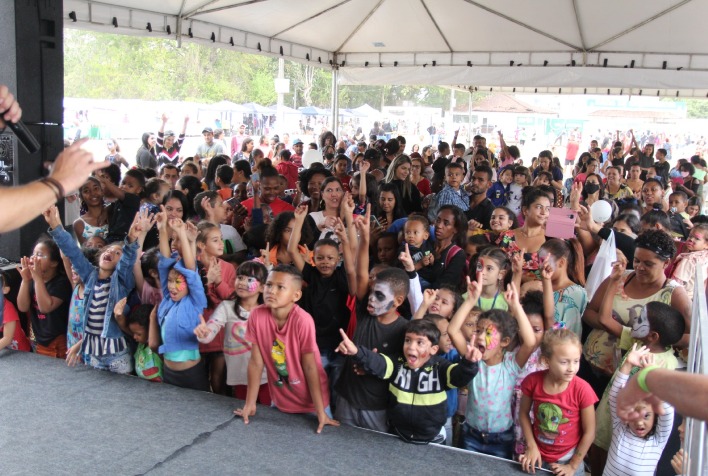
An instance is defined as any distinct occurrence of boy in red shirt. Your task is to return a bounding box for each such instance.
[234,264,338,434]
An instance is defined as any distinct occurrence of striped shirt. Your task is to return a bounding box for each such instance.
[604,372,674,476]
[82,279,126,357]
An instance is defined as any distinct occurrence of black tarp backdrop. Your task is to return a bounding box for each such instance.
[0,0,63,261]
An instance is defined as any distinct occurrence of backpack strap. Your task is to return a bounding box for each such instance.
[444,245,462,269]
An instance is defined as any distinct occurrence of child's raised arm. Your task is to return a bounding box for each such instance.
[334,218,357,296]
[357,162,370,205]
[155,207,171,258]
[540,256,556,331]
[511,248,524,294]
[97,174,125,201]
[148,305,160,353]
[449,277,482,356]
[413,288,436,320]
[287,205,308,272]
[170,218,195,270]
[354,204,371,301]
[398,243,423,311]
[596,260,626,337]
[113,297,131,335]
[505,282,537,368]
[340,192,358,258]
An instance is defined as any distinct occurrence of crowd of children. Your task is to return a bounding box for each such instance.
[2,130,706,475]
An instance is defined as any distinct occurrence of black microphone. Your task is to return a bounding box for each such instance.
[6,120,40,154]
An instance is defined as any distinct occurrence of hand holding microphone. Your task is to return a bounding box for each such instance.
[0,84,40,153]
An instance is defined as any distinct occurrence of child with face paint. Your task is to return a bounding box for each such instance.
[44,205,148,373]
[519,329,597,476]
[512,291,548,459]
[670,223,708,298]
[335,206,415,432]
[470,247,511,312]
[234,265,338,434]
[604,344,674,476]
[592,301,685,475]
[448,277,538,460]
[150,213,210,391]
[537,239,587,338]
[195,222,237,394]
[336,318,482,444]
[194,261,270,403]
[288,204,357,378]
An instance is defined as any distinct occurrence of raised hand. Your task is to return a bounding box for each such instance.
[465,276,483,302]
[625,343,654,368]
[193,315,210,340]
[169,218,185,234]
[206,257,222,285]
[504,282,520,307]
[17,256,34,282]
[422,288,438,307]
[335,328,358,356]
[465,344,483,363]
[200,196,215,217]
[540,256,554,281]
[340,192,355,217]
[609,257,627,283]
[359,160,370,175]
[155,205,168,232]
[42,205,62,230]
[114,297,128,318]
[398,243,415,272]
[354,203,371,237]
[511,248,525,276]
[294,204,308,223]
[260,242,272,267]
[185,221,198,244]
[333,218,348,244]
[569,181,582,206]
[161,113,169,123]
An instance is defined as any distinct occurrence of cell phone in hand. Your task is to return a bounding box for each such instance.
[370,215,382,228]
[284,189,297,196]
[546,208,577,239]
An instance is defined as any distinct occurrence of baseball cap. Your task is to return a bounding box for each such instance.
[293,139,304,145]
[164,130,175,138]
[202,127,213,134]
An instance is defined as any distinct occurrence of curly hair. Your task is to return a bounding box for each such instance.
[265,211,312,247]
[478,309,518,342]
[635,229,676,261]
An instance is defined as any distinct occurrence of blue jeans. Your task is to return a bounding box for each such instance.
[462,423,514,459]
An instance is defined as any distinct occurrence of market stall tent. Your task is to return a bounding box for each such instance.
[64,0,708,97]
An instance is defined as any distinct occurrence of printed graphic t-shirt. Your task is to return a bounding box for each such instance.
[521,370,598,463]
[245,304,329,414]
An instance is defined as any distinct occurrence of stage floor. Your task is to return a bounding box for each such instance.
[0,350,534,475]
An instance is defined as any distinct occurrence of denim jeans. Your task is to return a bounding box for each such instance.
[461,423,514,459]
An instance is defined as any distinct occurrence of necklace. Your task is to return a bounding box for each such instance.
[519,227,542,238]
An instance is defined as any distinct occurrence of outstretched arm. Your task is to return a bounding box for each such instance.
[287,205,308,271]
[449,277,482,356]
[505,283,537,368]
[354,205,371,301]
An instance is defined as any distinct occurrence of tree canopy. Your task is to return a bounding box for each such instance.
[64,29,463,110]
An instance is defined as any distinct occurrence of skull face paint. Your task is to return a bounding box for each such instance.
[631,305,651,339]
[484,324,500,350]
[367,282,396,316]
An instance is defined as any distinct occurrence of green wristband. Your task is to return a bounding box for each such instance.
[636,365,659,393]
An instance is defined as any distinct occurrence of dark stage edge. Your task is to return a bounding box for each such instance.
[0,351,542,475]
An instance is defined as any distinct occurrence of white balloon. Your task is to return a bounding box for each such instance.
[590,200,612,223]
[301,149,323,169]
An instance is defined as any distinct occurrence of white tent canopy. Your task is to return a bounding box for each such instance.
[64,0,708,97]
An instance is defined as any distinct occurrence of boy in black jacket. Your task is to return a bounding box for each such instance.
[336,319,481,444]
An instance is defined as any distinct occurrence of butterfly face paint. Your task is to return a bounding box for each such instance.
[237,275,261,293]
[167,269,189,301]
[484,324,500,350]
[631,305,651,339]
[367,282,396,317]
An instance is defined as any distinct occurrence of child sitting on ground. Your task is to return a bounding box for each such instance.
[604,344,674,476]
[336,319,481,444]
[234,265,337,434]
